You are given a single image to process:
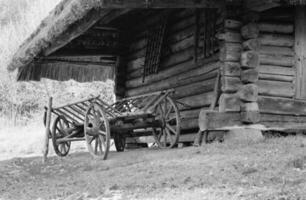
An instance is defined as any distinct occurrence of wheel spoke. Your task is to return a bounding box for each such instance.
[163,129,167,147]
[165,128,174,144]
[99,130,107,136]
[89,136,95,144]
[98,136,103,154]
[94,138,98,154]
[166,124,177,135]
[165,106,173,119]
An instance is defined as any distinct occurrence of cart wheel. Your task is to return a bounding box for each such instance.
[114,133,126,152]
[152,96,181,148]
[51,116,71,157]
[84,103,110,159]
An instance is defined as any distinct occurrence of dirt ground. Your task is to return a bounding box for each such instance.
[1,136,306,200]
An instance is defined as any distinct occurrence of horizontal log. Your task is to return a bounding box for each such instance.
[127,55,219,88]
[241,102,259,112]
[241,69,259,83]
[257,80,294,98]
[219,93,241,112]
[127,57,145,72]
[126,62,219,96]
[258,96,306,115]
[241,51,259,69]
[199,111,242,130]
[241,111,260,124]
[241,23,259,39]
[220,62,241,77]
[260,54,294,67]
[258,22,294,34]
[179,133,197,143]
[259,73,294,82]
[224,19,242,30]
[178,92,215,109]
[181,118,198,130]
[257,65,294,76]
[221,76,242,93]
[259,34,294,47]
[259,45,294,56]
[242,39,261,51]
[127,47,194,79]
[173,78,216,99]
[261,114,306,129]
[219,42,242,62]
[238,84,258,102]
[217,31,242,43]
[180,108,201,119]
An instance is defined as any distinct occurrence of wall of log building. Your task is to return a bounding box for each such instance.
[121,9,223,135]
[257,8,295,111]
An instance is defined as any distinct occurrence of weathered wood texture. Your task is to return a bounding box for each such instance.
[295,6,306,99]
[122,9,222,132]
[256,9,295,100]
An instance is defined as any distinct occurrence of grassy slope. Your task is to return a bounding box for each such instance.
[0,137,305,200]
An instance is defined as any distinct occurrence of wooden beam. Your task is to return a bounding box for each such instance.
[244,0,281,12]
[99,0,223,8]
[295,6,306,99]
[43,97,52,163]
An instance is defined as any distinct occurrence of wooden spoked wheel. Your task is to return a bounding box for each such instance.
[152,96,181,148]
[51,116,71,157]
[84,103,110,159]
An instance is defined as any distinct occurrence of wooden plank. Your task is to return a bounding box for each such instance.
[241,23,259,39]
[219,93,241,112]
[217,31,242,43]
[259,46,294,56]
[259,73,294,82]
[257,65,294,76]
[261,113,306,129]
[220,62,241,77]
[221,76,242,93]
[259,34,294,47]
[219,42,242,62]
[238,84,258,102]
[295,6,306,99]
[173,78,216,99]
[258,96,306,115]
[260,54,294,67]
[126,61,219,96]
[241,69,259,83]
[178,92,215,109]
[258,22,294,34]
[224,19,242,30]
[126,55,218,88]
[199,111,242,130]
[43,97,52,163]
[257,80,294,98]
[241,51,260,69]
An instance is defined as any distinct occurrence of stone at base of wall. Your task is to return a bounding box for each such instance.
[223,128,264,143]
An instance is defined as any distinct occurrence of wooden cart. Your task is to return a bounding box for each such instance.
[44,89,181,159]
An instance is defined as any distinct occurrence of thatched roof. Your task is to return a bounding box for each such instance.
[7,0,306,82]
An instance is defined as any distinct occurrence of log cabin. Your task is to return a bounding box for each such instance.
[7,0,306,145]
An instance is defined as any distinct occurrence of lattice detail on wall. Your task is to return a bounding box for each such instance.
[195,9,218,61]
[143,11,171,82]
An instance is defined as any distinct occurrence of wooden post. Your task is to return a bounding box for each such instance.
[295,6,306,99]
[43,97,52,163]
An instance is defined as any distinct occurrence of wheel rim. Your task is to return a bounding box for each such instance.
[84,103,110,159]
[152,96,181,148]
[51,116,71,157]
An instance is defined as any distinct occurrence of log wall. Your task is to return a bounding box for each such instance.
[121,9,223,135]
